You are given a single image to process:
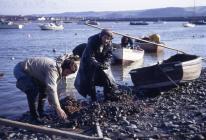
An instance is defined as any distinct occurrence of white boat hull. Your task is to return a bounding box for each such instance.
[183,22,195,27]
[112,48,144,64]
[39,24,64,30]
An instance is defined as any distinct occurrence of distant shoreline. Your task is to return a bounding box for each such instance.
[0,15,206,22]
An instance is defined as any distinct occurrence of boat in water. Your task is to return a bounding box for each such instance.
[153,20,166,24]
[112,45,144,65]
[72,43,144,65]
[191,20,206,25]
[0,20,23,29]
[129,54,202,91]
[129,21,149,25]
[183,22,195,27]
[39,23,64,30]
[135,34,164,53]
[85,20,100,25]
[135,42,164,53]
[77,20,100,25]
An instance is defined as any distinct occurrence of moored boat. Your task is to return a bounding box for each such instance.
[135,42,164,53]
[0,20,23,29]
[39,23,64,30]
[85,20,100,25]
[183,22,195,27]
[112,46,144,65]
[130,21,149,25]
[191,20,206,25]
[129,54,202,91]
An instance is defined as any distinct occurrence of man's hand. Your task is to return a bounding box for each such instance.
[100,63,109,70]
[56,107,67,120]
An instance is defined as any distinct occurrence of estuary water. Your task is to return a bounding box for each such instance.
[0,21,205,118]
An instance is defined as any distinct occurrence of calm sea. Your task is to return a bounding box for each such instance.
[0,21,205,119]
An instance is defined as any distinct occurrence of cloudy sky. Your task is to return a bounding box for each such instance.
[0,0,206,15]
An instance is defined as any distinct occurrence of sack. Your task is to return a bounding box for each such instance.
[149,34,160,43]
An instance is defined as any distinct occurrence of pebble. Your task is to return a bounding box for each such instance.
[1,68,206,140]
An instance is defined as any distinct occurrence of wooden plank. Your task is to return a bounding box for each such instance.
[0,118,105,140]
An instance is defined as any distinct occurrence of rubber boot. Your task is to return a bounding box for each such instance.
[104,86,111,101]
[38,94,47,118]
[90,86,97,102]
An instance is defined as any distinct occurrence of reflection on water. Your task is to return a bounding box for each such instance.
[144,51,165,66]
[111,59,144,86]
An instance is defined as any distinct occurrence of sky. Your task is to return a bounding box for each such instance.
[0,0,206,15]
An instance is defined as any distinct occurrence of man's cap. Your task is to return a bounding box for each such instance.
[100,29,113,39]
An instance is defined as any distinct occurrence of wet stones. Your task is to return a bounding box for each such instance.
[1,68,206,139]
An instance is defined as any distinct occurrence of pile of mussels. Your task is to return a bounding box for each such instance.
[1,68,206,140]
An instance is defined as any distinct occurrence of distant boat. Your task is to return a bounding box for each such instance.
[39,23,64,30]
[191,20,206,25]
[0,20,23,29]
[129,21,149,25]
[183,22,195,27]
[153,20,166,24]
[130,53,202,91]
[77,20,100,25]
[85,20,100,25]
[112,45,144,65]
[190,0,206,25]
[63,20,72,23]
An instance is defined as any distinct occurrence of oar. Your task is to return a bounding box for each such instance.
[0,117,105,140]
[85,23,186,54]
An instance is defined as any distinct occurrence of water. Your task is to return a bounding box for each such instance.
[0,21,206,118]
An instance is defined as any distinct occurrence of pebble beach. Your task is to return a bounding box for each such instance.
[0,67,206,140]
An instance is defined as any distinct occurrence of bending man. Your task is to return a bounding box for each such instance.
[14,57,77,122]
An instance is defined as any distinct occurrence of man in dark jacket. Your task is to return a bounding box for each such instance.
[121,36,133,48]
[74,29,117,101]
[72,43,87,58]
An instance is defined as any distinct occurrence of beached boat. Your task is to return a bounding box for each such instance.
[72,43,144,65]
[129,54,202,91]
[0,20,23,29]
[183,22,195,27]
[112,47,144,65]
[39,23,64,30]
[129,21,149,25]
[135,42,164,53]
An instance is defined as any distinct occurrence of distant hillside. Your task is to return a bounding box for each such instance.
[43,6,206,18]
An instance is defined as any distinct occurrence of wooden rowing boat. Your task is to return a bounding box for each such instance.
[135,42,164,53]
[129,54,202,91]
[112,46,144,65]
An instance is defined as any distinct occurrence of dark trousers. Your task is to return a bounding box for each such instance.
[90,69,115,101]
[14,63,46,119]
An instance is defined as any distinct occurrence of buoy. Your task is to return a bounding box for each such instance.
[11,57,15,60]
[52,49,56,53]
[0,73,4,77]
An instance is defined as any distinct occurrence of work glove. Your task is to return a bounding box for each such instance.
[96,63,109,70]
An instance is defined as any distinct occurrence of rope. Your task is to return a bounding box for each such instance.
[157,64,180,88]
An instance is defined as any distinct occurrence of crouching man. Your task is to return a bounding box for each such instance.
[74,29,118,101]
[13,57,77,123]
